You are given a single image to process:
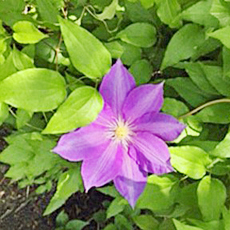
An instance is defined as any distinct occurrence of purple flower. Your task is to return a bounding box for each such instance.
[53,59,185,207]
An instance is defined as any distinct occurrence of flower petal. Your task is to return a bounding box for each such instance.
[131,132,174,174]
[114,150,147,208]
[122,83,164,122]
[99,59,135,117]
[81,142,123,191]
[53,104,114,161]
[134,113,186,141]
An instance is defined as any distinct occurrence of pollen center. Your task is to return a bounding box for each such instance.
[115,126,129,139]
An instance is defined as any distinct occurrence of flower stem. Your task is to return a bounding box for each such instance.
[178,98,230,119]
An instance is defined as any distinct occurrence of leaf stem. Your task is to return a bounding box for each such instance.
[178,98,230,119]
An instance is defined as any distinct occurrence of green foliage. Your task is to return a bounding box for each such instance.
[1,0,230,229]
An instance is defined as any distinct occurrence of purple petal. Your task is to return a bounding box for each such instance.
[81,142,123,191]
[130,132,174,174]
[53,104,115,161]
[114,150,147,208]
[134,113,186,141]
[122,83,164,122]
[100,59,135,117]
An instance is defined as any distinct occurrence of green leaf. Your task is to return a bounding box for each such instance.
[43,86,103,134]
[173,219,203,230]
[16,109,33,129]
[161,24,205,70]
[156,0,182,28]
[188,219,222,230]
[210,0,230,27]
[200,64,230,96]
[12,47,34,70]
[13,21,48,44]
[195,103,230,124]
[97,185,120,198]
[56,210,69,227]
[59,17,111,79]
[133,215,159,230]
[137,175,179,212]
[166,78,212,107]
[0,102,9,125]
[104,41,124,59]
[183,62,219,95]
[222,207,230,230]
[0,52,17,81]
[181,0,219,27]
[120,42,142,65]
[36,0,59,24]
[96,0,118,20]
[140,0,154,9]
[0,0,27,26]
[223,46,230,78]
[116,23,157,48]
[115,214,132,230]
[106,197,128,219]
[65,220,88,230]
[44,167,82,215]
[104,224,118,230]
[162,98,189,117]
[129,59,153,85]
[0,68,66,112]
[208,26,230,48]
[197,176,226,221]
[169,146,211,179]
[210,130,230,158]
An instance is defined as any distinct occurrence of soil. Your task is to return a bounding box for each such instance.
[0,126,110,230]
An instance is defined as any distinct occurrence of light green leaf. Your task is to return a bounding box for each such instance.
[0,52,17,81]
[140,0,154,9]
[197,176,226,221]
[59,17,111,79]
[97,185,120,198]
[188,219,222,230]
[16,109,33,129]
[104,224,118,230]
[36,0,59,24]
[181,0,219,27]
[0,102,9,125]
[96,0,118,20]
[210,0,230,27]
[208,26,230,48]
[210,130,230,158]
[66,220,88,230]
[12,47,34,70]
[195,103,230,124]
[0,68,66,112]
[106,197,128,219]
[116,23,156,48]
[104,41,124,59]
[44,167,82,215]
[13,21,48,44]
[43,86,103,134]
[222,207,230,230]
[137,175,179,212]
[169,146,211,179]
[0,37,7,54]
[161,24,205,70]
[129,59,153,85]
[166,78,212,107]
[173,219,203,230]
[133,215,159,230]
[157,0,182,28]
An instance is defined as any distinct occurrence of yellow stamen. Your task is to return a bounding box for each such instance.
[115,126,129,139]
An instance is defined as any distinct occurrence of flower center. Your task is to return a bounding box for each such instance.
[115,126,129,140]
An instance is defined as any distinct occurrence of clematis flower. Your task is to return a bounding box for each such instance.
[53,59,185,207]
